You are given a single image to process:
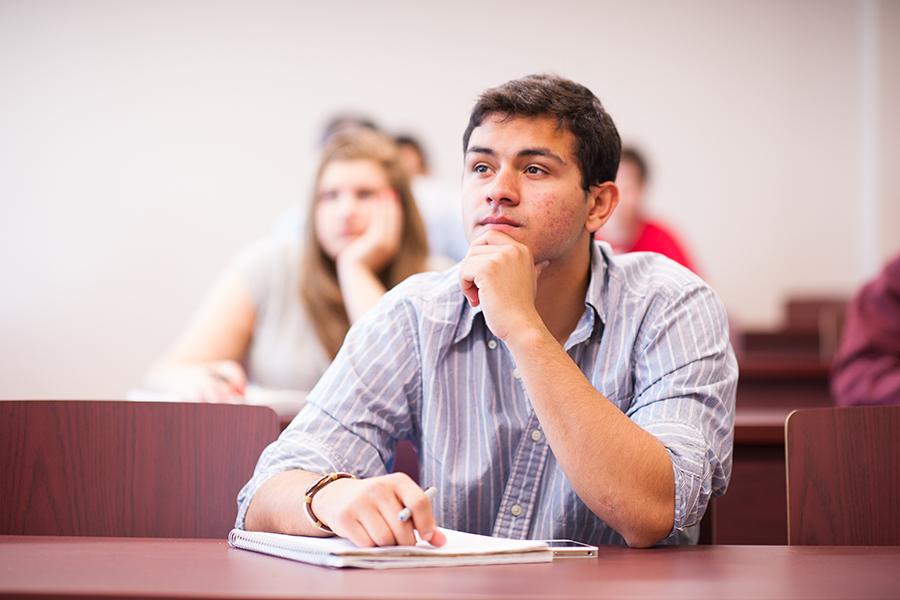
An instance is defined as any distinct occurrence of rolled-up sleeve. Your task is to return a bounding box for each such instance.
[626,283,737,537]
[235,291,423,529]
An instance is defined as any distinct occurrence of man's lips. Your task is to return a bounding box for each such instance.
[478,215,521,227]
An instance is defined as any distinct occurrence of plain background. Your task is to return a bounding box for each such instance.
[1,0,898,398]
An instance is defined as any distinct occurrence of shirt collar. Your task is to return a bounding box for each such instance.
[452,294,482,345]
[452,241,609,345]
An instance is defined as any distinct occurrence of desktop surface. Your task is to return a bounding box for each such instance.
[1,535,898,599]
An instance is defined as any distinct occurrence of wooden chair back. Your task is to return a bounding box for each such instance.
[785,406,900,545]
[0,400,278,538]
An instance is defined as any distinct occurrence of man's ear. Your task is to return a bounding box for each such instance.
[585,181,619,234]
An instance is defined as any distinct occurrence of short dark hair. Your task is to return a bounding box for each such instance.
[462,74,621,190]
[620,146,649,183]
[395,134,429,171]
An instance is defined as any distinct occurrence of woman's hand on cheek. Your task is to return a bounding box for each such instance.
[338,190,404,274]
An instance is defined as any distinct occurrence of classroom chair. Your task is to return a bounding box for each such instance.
[0,400,279,538]
[785,405,900,545]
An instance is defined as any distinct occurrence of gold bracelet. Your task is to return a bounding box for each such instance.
[303,472,356,534]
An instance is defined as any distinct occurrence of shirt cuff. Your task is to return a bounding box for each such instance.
[641,421,713,536]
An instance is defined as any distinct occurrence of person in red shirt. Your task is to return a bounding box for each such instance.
[831,253,900,407]
[597,147,696,272]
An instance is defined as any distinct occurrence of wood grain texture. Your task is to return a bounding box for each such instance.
[0,400,278,538]
[2,536,900,600]
[786,406,900,545]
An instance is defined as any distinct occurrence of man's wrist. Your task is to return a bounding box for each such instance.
[304,472,356,533]
[503,318,554,353]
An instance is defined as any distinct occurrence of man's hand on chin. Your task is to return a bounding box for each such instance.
[458,230,548,342]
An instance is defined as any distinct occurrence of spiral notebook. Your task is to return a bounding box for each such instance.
[228,527,554,569]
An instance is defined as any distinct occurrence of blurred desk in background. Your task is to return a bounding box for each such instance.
[716,353,832,545]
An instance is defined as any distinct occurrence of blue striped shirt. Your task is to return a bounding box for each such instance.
[236,242,737,545]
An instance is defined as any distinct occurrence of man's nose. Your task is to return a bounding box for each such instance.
[486,167,519,206]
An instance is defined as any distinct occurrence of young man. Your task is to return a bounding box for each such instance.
[598,146,697,272]
[238,74,737,548]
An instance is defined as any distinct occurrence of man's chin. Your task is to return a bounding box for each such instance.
[470,224,525,243]
[481,223,521,235]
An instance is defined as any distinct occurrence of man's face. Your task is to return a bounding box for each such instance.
[462,114,597,264]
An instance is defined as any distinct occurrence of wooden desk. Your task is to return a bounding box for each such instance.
[1,536,898,599]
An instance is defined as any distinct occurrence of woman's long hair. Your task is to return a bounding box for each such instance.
[299,128,429,358]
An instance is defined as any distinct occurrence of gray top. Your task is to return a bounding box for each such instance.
[233,238,331,392]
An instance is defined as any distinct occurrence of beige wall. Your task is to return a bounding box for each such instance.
[881,0,900,261]
[1,0,898,398]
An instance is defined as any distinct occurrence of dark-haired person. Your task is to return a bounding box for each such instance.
[395,133,469,262]
[598,146,697,272]
[238,74,737,549]
[395,134,429,177]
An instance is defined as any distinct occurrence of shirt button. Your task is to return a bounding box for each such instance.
[512,369,521,379]
[487,339,498,350]
[510,504,523,517]
[531,429,542,442]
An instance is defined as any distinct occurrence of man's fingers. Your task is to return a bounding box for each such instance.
[459,252,509,307]
[458,260,484,307]
[394,484,438,544]
[355,502,398,547]
[377,500,417,547]
[470,228,517,247]
[336,517,376,548]
[465,244,508,256]
[461,280,480,307]
[320,474,443,548]
[428,528,447,547]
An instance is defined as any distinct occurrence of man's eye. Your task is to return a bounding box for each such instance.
[525,165,547,175]
[473,163,491,174]
[357,189,377,200]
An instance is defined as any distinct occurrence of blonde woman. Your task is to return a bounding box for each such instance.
[145,129,430,402]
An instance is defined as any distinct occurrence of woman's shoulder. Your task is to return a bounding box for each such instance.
[233,236,302,273]
[231,236,303,306]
